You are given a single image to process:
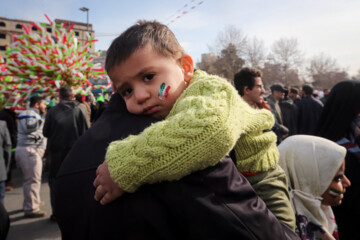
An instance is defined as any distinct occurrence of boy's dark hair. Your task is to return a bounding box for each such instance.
[105,20,185,74]
[29,96,43,107]
[59,86,73,100]
[302,85,313,96]
[233,68,262,96]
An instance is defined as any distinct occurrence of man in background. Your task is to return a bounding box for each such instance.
[43,86,88,221]
[15,96,47,218]
[233,67,266,109]
[320,88,330,105]
[0,95,18,192]
[297,84,323,135]
[0,120,11,205]
[279,89,298,136]
[267,84,289,142]
[288,87,301,105]
[75,94,91,128]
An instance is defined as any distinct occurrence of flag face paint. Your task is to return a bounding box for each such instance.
[329,187,341,197]
[158,82,171,100]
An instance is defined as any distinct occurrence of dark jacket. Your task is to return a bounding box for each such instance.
[279,97,298,135]
[43,100,88,151]
[332,138,360,240]
[54,94,298,240]
[0,121,11,182]
[0,202,9,240]
[297,96,323,135]
[267,95,289,136]
[0,108,17,148]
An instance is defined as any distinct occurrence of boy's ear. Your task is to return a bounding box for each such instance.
[181,55,194,83]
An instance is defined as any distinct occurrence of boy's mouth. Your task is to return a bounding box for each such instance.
[143,105,159,115]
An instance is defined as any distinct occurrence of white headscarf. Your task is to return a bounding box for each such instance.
[278,135,346,238]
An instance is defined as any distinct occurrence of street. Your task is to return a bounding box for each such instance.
[4,167,61,240]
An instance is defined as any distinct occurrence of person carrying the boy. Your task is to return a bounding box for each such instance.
[55,93,300,239]
[93,20,295,232]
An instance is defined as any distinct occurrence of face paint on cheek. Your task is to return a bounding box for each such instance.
[329,187,342,197]
[158,82,171,100]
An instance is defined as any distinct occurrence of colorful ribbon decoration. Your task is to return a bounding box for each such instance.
[0,14,109,108]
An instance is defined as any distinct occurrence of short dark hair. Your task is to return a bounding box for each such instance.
[233,67,262,96]
[85,95,92,102]
[75,93,83,103]
[59,86,73,100]
[302,85,313,95]
[29,96,43,107]
[290,87,299,94]
[105,20,185,74]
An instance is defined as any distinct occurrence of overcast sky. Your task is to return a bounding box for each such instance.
[1,0,359,76]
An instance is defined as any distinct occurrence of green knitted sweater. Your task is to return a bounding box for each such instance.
[105,70,278,192]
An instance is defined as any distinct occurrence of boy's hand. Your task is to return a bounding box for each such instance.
[93,161,124,205]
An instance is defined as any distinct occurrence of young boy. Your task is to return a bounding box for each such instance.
[94,20,295,231]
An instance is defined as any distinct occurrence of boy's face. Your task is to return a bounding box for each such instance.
[109,44,193,119]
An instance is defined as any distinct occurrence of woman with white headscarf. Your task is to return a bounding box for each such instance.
[278,135,351,240]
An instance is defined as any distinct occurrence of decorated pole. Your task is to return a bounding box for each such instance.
[0,14,111,108]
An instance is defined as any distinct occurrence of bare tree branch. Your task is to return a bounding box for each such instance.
[244,37,266,68]
[209,25,247,57]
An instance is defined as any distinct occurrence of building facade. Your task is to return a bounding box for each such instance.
[0,16,95,60]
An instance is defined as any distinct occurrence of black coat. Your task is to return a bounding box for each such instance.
[280,98,298,136]
[43,100,88,151]
[54,94,298,240]
[297,96,323,135]
[0,108,17,148]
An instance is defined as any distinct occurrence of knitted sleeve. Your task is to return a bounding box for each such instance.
[105,70,256,192]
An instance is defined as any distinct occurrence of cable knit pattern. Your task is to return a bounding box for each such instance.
[105,70,277,192]
[234,118,279,172]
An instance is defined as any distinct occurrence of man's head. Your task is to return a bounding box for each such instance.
[288,87,299,101]
[302,84,313,97]
[29,96,46,114]
[59,86,73,101]
[75,93,83,103]
[84,95,93,105]
[106,20,194,119]
[323,88,330,96]
[233,67,265,108]
[270,84,286,101]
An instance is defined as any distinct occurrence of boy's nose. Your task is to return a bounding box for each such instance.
[134,87,150,103]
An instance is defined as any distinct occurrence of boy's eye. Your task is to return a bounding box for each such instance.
[121,88,132,97]
[144,74,154,82]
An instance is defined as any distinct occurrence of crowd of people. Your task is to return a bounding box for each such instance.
[0,89,110,239]
[0,19,359,240]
